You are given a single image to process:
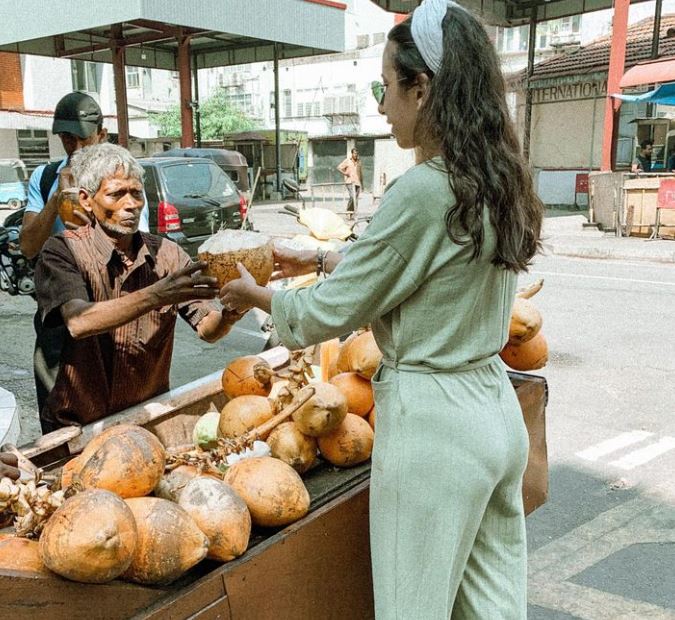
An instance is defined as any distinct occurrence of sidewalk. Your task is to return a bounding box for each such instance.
[542,215,675,264]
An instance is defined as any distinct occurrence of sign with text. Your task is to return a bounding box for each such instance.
[533,80,608,104]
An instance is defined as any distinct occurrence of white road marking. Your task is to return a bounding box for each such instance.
[530,269,675,287]
[609,436,675,470]
[575,431,653,461]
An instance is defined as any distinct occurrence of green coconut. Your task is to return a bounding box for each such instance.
[192,411,221,450]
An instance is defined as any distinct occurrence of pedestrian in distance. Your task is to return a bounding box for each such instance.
[219,0,543,617]
[337,147,363,219]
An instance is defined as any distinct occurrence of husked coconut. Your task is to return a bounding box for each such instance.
[318,414,374,468]
[154,465,220,502]
[329,372,374,416]
[500,331,548,371]
[266,422,317,474]
[78,426,166,498]
[320,338,341,382]
[39,490,137,583]
[221,355,273,399]
[219,395,275,439]
[0,536,49,574]
[508,297,542,345]
[336,331,382,379]
[291,383,348,437]
[178,477,251,562]
[198,229,274,288]
[223,457,310,527]
[123,497,209,585]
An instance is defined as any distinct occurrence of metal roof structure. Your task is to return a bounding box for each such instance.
[0,0,346,70]
[369,0,652,27]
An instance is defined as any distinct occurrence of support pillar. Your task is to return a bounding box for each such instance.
[601,0,630,171]
[273,43,282,193]
[110,25,129,148]
[522,14,537,161]
[193,54,202,148]
[177,32,194,148]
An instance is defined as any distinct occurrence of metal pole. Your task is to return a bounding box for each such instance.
[192,53,202,148]
[651,0,663,59]
[274,43,282,194]
[177,30,194,148]
[522,14,537,160]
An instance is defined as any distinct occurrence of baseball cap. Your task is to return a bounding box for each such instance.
[52,92,103,139]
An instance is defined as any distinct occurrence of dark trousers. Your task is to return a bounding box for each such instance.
[33,311,66,434]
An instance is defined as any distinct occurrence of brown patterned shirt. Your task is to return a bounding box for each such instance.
[35,223,216,429]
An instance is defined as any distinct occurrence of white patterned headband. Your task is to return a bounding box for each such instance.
[411,0,467,74]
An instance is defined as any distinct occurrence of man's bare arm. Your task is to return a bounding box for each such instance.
[20,195,61,259]
[60,262,219,339]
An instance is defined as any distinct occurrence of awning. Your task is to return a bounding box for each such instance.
[619,58,675,88]
[0,0,346,70]
[613,81,675,105]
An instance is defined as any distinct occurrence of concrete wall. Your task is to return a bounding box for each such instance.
[373,138,415,196]
[530,97,605,170]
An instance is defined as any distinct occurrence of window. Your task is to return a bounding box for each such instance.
[17,129,49,172]
[373,32,385,45]
[356,34,370,49]
[283,89,292,118]
[126,66,140,89]
[71,60,99,93]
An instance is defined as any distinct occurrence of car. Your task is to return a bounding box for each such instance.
[154,148,250,196]
[139,157,247,257]
[0,159,28,209]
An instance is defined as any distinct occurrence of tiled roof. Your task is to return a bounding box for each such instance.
[511,15,675,85]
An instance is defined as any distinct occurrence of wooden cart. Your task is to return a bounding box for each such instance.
[0,348,547,620]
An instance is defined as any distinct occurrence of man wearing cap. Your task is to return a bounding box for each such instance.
[21,92,148,258]
[20,92,149,428]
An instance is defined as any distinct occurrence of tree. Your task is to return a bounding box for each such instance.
[150,87,256,139]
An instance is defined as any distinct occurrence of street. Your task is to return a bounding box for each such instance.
[0,216,674,617]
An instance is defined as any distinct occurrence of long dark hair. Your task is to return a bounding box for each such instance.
[388,9,542,272]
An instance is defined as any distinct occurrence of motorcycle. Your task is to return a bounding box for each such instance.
[0,207,35,297]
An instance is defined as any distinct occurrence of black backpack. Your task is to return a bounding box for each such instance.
[39,161,62,204]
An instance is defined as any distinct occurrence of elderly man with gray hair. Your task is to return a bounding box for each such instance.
[34,143,238,433]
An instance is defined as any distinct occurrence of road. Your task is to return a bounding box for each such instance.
[0,211,673,617]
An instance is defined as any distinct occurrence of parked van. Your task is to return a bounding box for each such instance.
[0,159,28,209]
[155,148,250,195]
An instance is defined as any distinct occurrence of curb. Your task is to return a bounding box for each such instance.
[548,242,675,264]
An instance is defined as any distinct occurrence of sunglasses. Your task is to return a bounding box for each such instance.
[371,78,408,105]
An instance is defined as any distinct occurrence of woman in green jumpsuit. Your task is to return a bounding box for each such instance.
[220,1,543,617]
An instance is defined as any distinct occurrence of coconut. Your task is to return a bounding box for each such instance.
[266,422,317,474]
[192,411,221,450]
[221,355,273,399]
[58,189,88,227]
[367,405,376,431]
[223,457,310,527]
[178,478,251,562]
[0,536,50,574]
[123,497,209,585]
[60,455,82,488]
[78,426,166,498]
[291,382,348,437]
[39,490,137,583]
[329,372,374,417]
[198,229,274,288]
[500,331,548,371]
[336,330,382,379]
[318,414,374,468]
[154,465,221,503]
[509,297,543,345]
[219,395,275,439]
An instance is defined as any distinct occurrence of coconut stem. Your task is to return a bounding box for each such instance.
[0,475,65,538]
[243,386,316,444]
[517,278,544,299]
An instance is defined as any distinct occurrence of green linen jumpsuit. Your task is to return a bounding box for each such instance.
[271,158,529,620]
